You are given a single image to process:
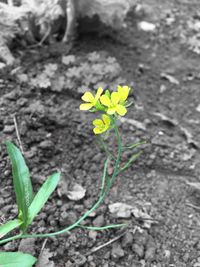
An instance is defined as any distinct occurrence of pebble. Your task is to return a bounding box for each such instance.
[133,231,148,245]
[18,238,36,255]
[92,215,105,227]
[111,243,125,260]
[65,260,73,267]
[121,232,134,248]
[88,230,97,241]
[3,125,15,134]
[103,251,111,260]
[92,153,102,163]
[39,140,54,149]
[3,241,18,251]
[145,242,156,261]
[72,252,87,266]
[59,211,77,226]
[132,243,144,258]
[17,97,28,107]
[4,90,19,100]
[0,62,6,70]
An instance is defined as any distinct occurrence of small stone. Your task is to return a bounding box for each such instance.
[132,243,144,258]
[109,202,133,218]
[111,243,125,260]
[17,97,28,107]
[72,252,87,266]
[39,140,54,149]
[92,153,102,163]
[65,261,73,267]
[88,230,97,241]
[160,84,167,93]
[88,262,96,267]
[3,125,15,134]
[145,241,156,261]
[182,252,190,262]
[87,255,94,262]
[4,90,19,100]
[18,238,36,255]
[103,251,111,260]
[0,62,6,70]
[67,183,86,201]
[93,215,105,227]
[121,232,134,248]
[163,249,171,259]
[3,241,18,251]
[59,211,77,227]
[133,231,148,245]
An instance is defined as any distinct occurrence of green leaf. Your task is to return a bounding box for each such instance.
[0,219,22,239]
[79,223,128,230]
[120,151,142,172]
[123,140,146,150]
[5,141,34,230]
[27,172,60,225]
[0,252,37,267]
[105,89,111,98]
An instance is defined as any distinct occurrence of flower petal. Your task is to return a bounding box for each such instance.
[100,95,111,107]
[93,119,104,127]
[102,114,110,126]
[80,103,94,110]
[93,127,104,134]
[111,92,120,105]
[94,87,103,101]
[116,104,127,116]
[107,107,116,115]
[82,92,94,102]
[117,85,130,102]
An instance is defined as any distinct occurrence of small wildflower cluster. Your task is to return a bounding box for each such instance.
[80,86,131,134]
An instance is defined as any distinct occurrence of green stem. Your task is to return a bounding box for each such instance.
[79,223,128,231]
[0,190,107,245]
[0,117,124,245]
[108,118,123,188]
[98,137,115,160]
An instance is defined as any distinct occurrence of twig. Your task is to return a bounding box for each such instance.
[88,231,126,255]
[41,238,48,251]
[13,114,24,155]
[36,239,48,267]
[186,202,200,211]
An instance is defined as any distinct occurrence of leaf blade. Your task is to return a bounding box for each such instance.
[0,252,37,267]
[0,219,22,239]
[27,172,60,225]
[6,141,34,229]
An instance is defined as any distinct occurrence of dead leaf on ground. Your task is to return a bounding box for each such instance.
[109,202,154,228]
[36,248,54,267]
[186,181,200,191]
[179,126,199,148]
[152,112,178,126]
[160,73,180,85]
[109,202,133,218]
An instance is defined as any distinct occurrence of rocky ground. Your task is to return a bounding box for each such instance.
[1,0,200,266]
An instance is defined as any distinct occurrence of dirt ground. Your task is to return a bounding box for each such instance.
[1,0,200,266]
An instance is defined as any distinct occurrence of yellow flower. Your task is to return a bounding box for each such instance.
[117,85,130,104]
[93,114,111,135]
[80,87,103,111]
[100,92,127,116]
